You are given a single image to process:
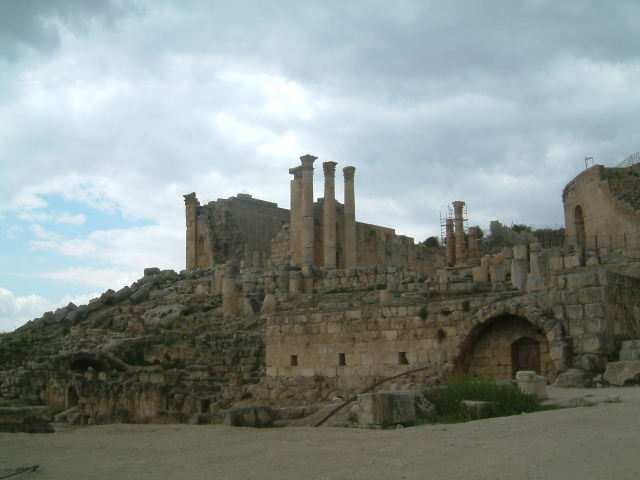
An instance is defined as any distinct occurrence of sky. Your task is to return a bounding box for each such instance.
[1,0,639,332]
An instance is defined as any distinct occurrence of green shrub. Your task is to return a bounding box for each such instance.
[424,379,548,423]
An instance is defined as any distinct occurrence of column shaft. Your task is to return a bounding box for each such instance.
[300,154,317,265]
[453,200,466,264]
[288,166,303,263]
[343,166,357,268]
[323,161,337,268]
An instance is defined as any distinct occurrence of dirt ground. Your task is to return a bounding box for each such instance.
[2,387,639,480]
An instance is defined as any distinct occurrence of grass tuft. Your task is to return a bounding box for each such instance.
[423,378,552,423]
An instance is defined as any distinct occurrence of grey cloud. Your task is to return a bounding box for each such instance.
[0,0,139,61]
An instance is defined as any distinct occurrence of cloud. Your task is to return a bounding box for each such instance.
[18,211,86,225]
[0,287,54,332]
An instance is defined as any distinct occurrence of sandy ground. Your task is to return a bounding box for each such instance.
[2,387,640,480]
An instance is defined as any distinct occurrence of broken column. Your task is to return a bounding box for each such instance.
[288,166,303,264]
[511,245,528,291]
[222,274,239,317]
[445,218,456,266]
[468,226,480,258]
[322,161,338,269]
[300,155,316,266]
[343,166,357,269]
[183,193,200,270]
[452,201,466,264]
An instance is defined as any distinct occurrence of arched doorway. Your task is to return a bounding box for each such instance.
[66,386,79,410]
[574,205,586,247]
[456,314,551,381]
[511,337,541,376]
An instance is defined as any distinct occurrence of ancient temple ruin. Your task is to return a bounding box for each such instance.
[1,153,640,427]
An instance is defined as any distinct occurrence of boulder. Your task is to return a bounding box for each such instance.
[603,361,640,386]
[553,368,588,388]
[144,267,161,277]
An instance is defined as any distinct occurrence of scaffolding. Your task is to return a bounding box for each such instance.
[616,151,640,168]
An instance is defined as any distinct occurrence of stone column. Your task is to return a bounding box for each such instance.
[468,226,480,258]
[184,192,200,270]
[343,166,357,268]
[511,245,528,291]
[288,166,303,264]
[322,161,338,269]
[445,218,456,266]
[222,274,239,317]
[452,201,466,264]
[300,155,316,265]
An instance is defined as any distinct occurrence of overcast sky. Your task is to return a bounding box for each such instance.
[1,0,639,331]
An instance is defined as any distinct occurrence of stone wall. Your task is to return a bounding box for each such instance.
[563,164,640,251]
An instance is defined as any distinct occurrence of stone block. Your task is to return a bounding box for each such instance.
[357,392,416,425]
[222,406,275,427]
[460,400,493,418]
[604,361,640,386]
[553,368,587,388]
[620,340,640,361]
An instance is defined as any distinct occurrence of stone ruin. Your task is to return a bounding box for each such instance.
[1,155,640,429]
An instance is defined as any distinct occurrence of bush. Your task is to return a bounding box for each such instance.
[424,379,547,423]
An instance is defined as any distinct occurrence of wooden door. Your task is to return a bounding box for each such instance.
[511,337,541,377]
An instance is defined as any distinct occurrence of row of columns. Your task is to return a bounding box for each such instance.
[289,154,356,268]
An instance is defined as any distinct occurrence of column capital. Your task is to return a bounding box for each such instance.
[289,165,303,178]
[183,192,199,206]
[323,161,337,175]
[300,154,317,169]
[343,165,356,180]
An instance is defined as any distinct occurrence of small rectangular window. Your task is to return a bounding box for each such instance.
[290,355,298,366]
[338,353,346,366]
[398,352,409,365]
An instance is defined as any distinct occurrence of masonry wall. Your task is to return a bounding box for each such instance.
[563,165,640,251]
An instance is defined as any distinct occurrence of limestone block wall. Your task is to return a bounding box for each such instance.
[563,165,640,251]
[466,317,552,381]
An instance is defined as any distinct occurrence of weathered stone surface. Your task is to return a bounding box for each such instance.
[130,284,151,304]
[516,370,548,399]
[461,400,493,419]
[553,368,588,388]
[222,406,275,427]
[603,361,640,386]
[620,340,640,361]
[144,267,161,276]
[357,392,416,425]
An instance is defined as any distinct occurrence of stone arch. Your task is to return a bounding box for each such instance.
[574,204,586,247]
[454,303,565,380]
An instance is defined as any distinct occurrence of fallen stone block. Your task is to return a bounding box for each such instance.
[553,368,588,388]
[460,400,494,419]
[603,361,640,386]
[515,370,548,399]
[222,406,275,427]
[357,392,416,426]
[620,340,640,361]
